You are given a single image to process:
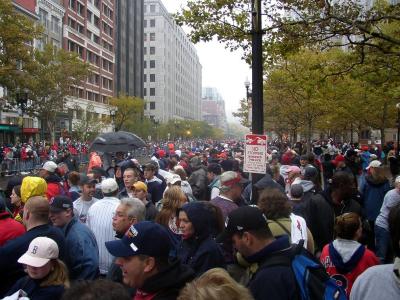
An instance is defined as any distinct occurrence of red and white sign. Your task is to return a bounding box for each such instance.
[244,134,267,174]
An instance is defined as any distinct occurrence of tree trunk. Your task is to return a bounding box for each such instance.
[306,119,312,153]
[381,102,388,144]
[47,117,56,144]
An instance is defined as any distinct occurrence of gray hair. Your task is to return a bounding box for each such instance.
[120,198,146,222]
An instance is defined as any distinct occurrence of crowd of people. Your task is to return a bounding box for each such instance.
[0,139,90,175]
[0,139,399,300]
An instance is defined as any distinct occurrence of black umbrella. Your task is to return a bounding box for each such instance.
[89,131,146,153]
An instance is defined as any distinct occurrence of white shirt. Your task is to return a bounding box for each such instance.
[73,197,99,224]
[87,196,120,275]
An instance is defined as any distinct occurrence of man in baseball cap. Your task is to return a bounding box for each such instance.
[217,206,300,300]
[38,161,66,201]
[49,195,99,280]
[106,222,194,298]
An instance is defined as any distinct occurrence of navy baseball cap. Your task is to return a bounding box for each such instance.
[217,206,268,243]
[49,196,73,213]
[105,221,171,258]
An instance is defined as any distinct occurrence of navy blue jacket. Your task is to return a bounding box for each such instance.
[0,224,65,297]
[246,236,300,300]
[7,276,64,300]
[177,202,225,276]
[63,216,99,280]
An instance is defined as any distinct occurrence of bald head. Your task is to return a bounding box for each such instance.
[24,196,50,224]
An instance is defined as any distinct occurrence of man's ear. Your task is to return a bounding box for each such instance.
[242,231,252,246]
[129,217,137,226]
[143,256,156,273]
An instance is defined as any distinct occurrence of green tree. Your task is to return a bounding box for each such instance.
[72,104,104,141]
[232,98,250,128]
[264,49,353,150]
[0,0,41,91]
[109,94,145,132]
[22,44,90,143]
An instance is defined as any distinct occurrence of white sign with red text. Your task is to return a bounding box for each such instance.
[244,134,267,174]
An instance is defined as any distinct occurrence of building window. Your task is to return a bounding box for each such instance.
[103,22,113,37]
[150,47,155,55]
[150,102,155,109]
[144,33,147,41]
[103,3,113,19]
[68,17,76,29]
[150,88,155,96]
[77,23,85,34]
[102,77,113,90]
[94,15,100,28]
[150,5,156,12]
[144,88,147,96]
[144,74,147,82]
[144,61,147,68]
[87,10,93,22]
[50,16,59,33]
[150,33,155,41]
[144,20,147,28]
[51,38,61,48]
[150,19,156,27]
[77,2,84,16]
[39,9,48,28]
[93,34,100,44]
[144,47,147,55]
[69,0,76,10]
[150,60,155,68]
[150,74,155,82]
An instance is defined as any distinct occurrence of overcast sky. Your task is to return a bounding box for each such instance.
[161,0,252,123]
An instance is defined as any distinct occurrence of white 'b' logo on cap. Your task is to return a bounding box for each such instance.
[31,246,38,254]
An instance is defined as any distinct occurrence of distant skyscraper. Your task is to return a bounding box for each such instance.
[143,0,202,122]
[202,87,227,132]
[115,0,144,98]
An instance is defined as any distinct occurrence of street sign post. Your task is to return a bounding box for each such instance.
[243,134,267,174]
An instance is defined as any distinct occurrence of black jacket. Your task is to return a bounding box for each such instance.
[7,276,64,300]
[137,259,195,300]
[242,173,284,204]
[177,202,225,276]
[246,236,300,300]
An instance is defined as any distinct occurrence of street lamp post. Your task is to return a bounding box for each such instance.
[244,78,252,129]
[396,103,400,158]
[16,89,28,142]
[110,108,116,132]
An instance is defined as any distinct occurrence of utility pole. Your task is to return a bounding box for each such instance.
[250,0,264,204]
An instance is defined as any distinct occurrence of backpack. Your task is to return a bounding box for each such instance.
[260,240,347,300]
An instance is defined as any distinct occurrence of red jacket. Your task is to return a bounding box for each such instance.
[320,242,379,296]
[0,212,26,246]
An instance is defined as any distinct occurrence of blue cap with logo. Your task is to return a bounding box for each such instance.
[105,221,171,258]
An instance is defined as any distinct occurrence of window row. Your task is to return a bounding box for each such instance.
[70,87,109,104]
[143,88,156,96]
[143,74,156,82]
[144,47,156,55]
[144,60,156,68]
[144,4,157,13]
[86,50,114,72]
[144,19,156,28]
[38,9,61,34]
[144,33,156,42]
